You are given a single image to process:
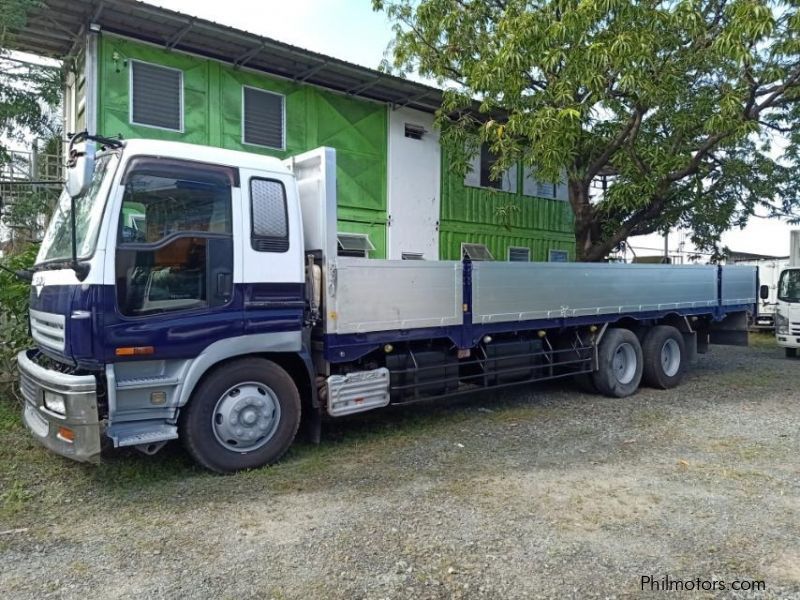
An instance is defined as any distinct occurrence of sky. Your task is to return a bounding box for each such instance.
[146,0,395,70]
[110,2,800,258]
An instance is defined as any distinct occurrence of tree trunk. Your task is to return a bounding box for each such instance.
[569,181,601,262]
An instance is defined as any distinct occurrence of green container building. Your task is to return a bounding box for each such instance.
[15,0,575,262]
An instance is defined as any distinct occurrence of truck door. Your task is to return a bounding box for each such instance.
[238,168,305,340]
[105,158,241,360]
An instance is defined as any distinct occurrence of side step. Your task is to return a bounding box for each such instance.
[107,421,178,448]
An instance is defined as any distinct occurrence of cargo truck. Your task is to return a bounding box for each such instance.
[18,134,757,472]
[775,230,800,357]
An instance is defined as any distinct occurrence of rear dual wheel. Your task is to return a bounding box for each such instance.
[592,328,643,398]
[642,326,686,389]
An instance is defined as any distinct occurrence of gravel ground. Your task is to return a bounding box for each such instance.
[2,337,799,599]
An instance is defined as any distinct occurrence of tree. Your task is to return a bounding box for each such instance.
[0,0,62,251]
[375,0,800,261]
[0,0,62,161]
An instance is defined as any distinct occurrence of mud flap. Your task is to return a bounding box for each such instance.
[709,311,750,347]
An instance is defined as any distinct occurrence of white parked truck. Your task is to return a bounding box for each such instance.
[18,134,756,472]
[775,230,800,357]
[738,258,789,329]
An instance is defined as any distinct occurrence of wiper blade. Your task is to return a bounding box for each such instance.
[31,260,91,278]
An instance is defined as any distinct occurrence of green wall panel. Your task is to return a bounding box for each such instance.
[97,35,388,257]
[439,149,575,260]
[96,35,575,262]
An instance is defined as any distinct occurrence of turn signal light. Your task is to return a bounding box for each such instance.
[57,426,75,443]
[115,346,155,357]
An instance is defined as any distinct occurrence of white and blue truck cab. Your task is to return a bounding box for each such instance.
[19,134,758,472]
[775,230,800,357]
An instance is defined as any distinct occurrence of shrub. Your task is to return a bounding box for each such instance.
[0,245,37,390]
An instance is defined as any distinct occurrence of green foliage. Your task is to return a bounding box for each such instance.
[0,0,62,160]
[376,0,800,260]
[0,244,36,386]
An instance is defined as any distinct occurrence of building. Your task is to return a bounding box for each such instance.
[8,0,575,261]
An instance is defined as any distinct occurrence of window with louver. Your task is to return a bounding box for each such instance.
[130,60,183,131]
[243,86,285,150]
[508,247,531,262]
[250,178,289,252]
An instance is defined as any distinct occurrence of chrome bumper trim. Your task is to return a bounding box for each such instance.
[17,349,102,463]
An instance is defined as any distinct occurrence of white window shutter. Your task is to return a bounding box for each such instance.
[501,163,518,194]
[556,168,569,201]
[463,151,481,188]
[522,166,537,197]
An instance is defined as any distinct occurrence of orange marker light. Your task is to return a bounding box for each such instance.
[115,346,155,357]
[57,427,75,443]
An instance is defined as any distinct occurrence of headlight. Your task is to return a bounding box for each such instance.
[776,313,790,334]
[43,390,66,415]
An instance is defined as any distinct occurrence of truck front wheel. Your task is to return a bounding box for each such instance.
[592,328,643,398]
[787,348,798,359]
[642,325,686,389]
[180,358,301,473]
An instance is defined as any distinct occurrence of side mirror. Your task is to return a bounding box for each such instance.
[759,284,769,300]
[66,140,96,199]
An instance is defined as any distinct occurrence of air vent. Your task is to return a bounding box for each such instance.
[401,252,425,260]
[404,124,426,140]
[337,233,375,258]
[508,247,530,262]
[461,243,494,261]
[243,86,285,150]
[130,61,183,131]
[549,249,569,263]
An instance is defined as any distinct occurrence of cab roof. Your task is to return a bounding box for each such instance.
[118,139,292,176]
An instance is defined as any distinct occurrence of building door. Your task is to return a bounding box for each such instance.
[387,107,440,260]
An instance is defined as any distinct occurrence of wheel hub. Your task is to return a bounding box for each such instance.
[660,338,681,377]
[612,342,637,384]
[212,382,281,452]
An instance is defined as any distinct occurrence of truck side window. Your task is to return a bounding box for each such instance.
[115,160,235,317]
[250,178,289,252]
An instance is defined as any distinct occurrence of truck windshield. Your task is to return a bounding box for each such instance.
[778,269,800,303]
[36,153,116,265]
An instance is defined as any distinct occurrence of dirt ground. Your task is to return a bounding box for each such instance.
[1,335,799,599]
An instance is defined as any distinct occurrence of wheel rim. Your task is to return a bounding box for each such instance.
[660,338,681,377]
[212,381,281,452]
[612,342,637,384]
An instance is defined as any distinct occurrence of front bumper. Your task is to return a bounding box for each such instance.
[753,315,774,328]
[18,349,103,463]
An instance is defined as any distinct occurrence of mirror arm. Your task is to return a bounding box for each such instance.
[68,193,90,282]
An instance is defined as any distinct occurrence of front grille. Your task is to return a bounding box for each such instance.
[29,309,65,352]
[791,322,800,335]
[19,372,38,404]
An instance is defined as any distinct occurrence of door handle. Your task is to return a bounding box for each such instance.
[216,272,233,299]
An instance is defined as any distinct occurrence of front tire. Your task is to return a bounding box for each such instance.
[787,348,798,359]
[592,328,643,398]
[642,326,686,389]
[180,358,301,473]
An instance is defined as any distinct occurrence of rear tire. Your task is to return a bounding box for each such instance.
[180,358,301,473]
[642,326,686,389]
[787,348,798,359]
[592,328,643,398]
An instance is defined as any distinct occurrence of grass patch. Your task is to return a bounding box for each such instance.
[748,331,777,349]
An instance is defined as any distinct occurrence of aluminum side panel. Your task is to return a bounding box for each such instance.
[472,262,719,324]
[331,259,463,334]
[720,265,758,307]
